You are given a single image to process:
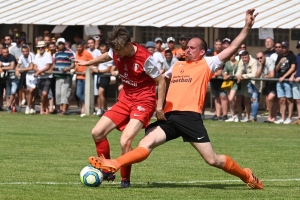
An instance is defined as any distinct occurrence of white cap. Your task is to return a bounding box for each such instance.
[56,38,65,45]
[93,36,100,40]
[167,37,175,43]
[238,50,245,55]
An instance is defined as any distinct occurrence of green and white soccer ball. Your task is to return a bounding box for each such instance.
[80,165,103,187]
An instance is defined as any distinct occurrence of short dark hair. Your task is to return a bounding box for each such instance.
[87,37,95,43]
[74,34,81,39]
[76,41,85,47]
[215,38,222,43]
[100,43,108,48]
[21,45,29,51]
[240,51,249,56]
[165,49,172,55]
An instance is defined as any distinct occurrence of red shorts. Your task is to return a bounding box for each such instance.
[104,100,156,131]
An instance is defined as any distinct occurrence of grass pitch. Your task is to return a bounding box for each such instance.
[0,113,299,200]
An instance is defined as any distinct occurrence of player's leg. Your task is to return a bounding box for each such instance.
[172,111,263,189]
[91,101,130,167]
[91,116,117,157]
[190,142,263,189]
[118,102,156,187]
[90,124,167,172]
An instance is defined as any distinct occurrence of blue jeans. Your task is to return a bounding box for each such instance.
[276,82,292,98]
[6,78,19,97]
[76,79,85,103]
[247,82,260,119]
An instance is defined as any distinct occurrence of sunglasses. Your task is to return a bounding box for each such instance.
[256,57,263,60]
[58,42,64,45]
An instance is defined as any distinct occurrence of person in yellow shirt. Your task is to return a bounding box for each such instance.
[89,9,263,190]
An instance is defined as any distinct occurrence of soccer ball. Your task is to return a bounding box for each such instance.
[80,165,103,187]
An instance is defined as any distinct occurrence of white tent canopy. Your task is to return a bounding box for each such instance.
[0,0,300,28]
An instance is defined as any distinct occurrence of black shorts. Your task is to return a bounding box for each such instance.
[262,81,277,96]
[146,111,210,143]
[97,76,110,89]
[17,73,26,90]
[38,78,51,96]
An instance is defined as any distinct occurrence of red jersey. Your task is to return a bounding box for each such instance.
[110,43,159,103]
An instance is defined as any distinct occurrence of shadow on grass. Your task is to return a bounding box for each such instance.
[123,183,246,190]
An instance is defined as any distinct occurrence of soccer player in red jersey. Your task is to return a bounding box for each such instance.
[76,27,166,188]
[89,9,263,189]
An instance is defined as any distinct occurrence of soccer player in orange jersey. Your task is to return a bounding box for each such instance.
[89,9,263,189]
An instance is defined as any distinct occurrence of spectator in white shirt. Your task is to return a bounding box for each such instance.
[145,41,164,74]
[15,45,36,114]
[33,41,53,114]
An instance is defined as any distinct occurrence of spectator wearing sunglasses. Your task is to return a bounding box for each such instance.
[255,51,276,123]
[270,42,282,62]
[274,41,296,124]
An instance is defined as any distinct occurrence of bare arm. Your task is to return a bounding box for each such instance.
[153,74,166,120]
[1,61,15,71]
[265,70,274,78]
[76,52,112,66]
[282,64,296,79]
[218,9,258,63]
[275,58,286,72]
[18,63,34,72]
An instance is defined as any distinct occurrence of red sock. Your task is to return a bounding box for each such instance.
[120,164,132,181]
[120,151,131,181]
[222,155,249,183]
[94,138,110,159]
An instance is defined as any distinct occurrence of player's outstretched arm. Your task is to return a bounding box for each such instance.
[76,52,112,66]
[218,9,259,63]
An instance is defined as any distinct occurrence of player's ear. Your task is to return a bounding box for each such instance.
[200,49,206,57]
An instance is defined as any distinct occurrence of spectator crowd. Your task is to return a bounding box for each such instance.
[0,27,300,124]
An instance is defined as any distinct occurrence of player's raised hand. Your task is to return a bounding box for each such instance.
[245,8,258,28]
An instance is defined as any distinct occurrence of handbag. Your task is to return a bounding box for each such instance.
[221,80,234,90]
[221,61,238,90]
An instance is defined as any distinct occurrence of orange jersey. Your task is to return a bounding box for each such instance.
[76,50,94,80]
[164,56,222,114]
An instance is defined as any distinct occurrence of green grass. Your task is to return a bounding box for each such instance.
[0,113,300,200]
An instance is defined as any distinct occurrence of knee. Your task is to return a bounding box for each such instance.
[279,98,286,104]
[42,91,47,97]
[204,154,224,168]
[120,137,132,150]
[251,97,258,103]
[91,127,104,140]
[204,157,220,167]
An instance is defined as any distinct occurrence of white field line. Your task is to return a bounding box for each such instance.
[0,178,299,185]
